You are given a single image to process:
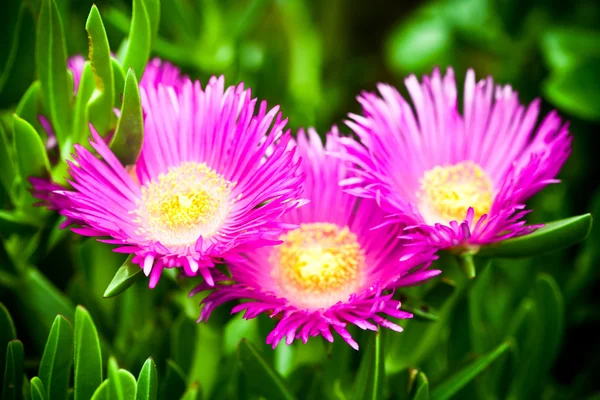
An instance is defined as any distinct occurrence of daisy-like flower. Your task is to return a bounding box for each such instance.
[194,128,439,349]
[32,56,185,224]
[39,75,304,288]
[334,68,571,252]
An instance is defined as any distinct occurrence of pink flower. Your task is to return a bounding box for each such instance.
[35,75,304,288]
[194,128,439,349]
[334,68,571,252]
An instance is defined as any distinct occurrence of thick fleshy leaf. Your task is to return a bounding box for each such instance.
[430,341,511,400]
[543,57,600,122]
[72,62,96,144]
[90,380,109,400]
[1,340,24,400]
[86,5,116,135]
[13,114,50,208]
[39,315,73,400]
[353,333,384,400]
[179,383,200,400]
[22,268,75,330]
[74,306,102,400]
[110,69,143,165]
[144,0,161,40]
[35,0,72,153]
[0,303,17,390]
[136,358,158,400]
[104,255,142,298]
[238,339,294,400]
[0,124,17,200]
[478,214,592,258]
[121,0,151,79]
[412,371,429,400]
[159,360,186,400]
[111,59,126,108]
[108,358,137,400]
[30,377,47,400]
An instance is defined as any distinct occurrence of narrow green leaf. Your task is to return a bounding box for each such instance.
[35,0,72,154]
[0,123,18,201]
[104,255,143,298]
[534,274,564,373]
[353,333,384,400]
[74,306,102,400]
[238,339,294,400]
[179,383,200,400]
[15,81,43,129]
[430,341,511,400]
[72,62,96,144]
[39,316,73,400]
[1,340,24,400]
[86,5,116,135]
[90,380,109,400]
[110,69,144,165]
[122,0,151,79]
[0,303,17,392]
[144,0,161,40]
[412,371,429,400]
[22,268,75,329]
[136,358,158,400]
[543,57,600,121]
[108,358,137,400]
[12,114,50,193]
[30,377,47,400]
[111,59,126,108]
[478,214,592,258]
[159,360,186,400]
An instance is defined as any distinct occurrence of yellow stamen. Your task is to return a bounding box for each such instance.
[418,161,493,225]
[272,223,364,308]
[134,162,232,248]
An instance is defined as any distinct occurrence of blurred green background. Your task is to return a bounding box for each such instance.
[1,0,599,399]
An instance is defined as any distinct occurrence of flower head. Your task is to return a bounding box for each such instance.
[37,75,304,288]
[194,128,439,349]
[334,68,571,252]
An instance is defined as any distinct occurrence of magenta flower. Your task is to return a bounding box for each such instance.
[194,128,439,349]
[334,68,571,252]
[37,75,304,288]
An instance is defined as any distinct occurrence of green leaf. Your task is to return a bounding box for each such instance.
[353,333,384,400]
[238,339,294,400]
[430,341,511,400]
[121,0,152,79]
[21,268,75,330]
[543,57,600,121]
[104,255,143,298]
[136,358,158,400]
[72,62,96,145]
[74,306,102,400]
[144,0,161,40]
[179,383,200,400]
[1,340,24,400]
[86,5,116,135]
[412,371,429,400]
[478,214,592,258]
[110,69,144,165]
[0,122,18,200]
[12,114,51,208]
[39,315,74,400]
[35,0,72,155]
[541,27,600,71]
[90,380,109,400]
[385,8,454,75]
[159,360,186,400]
[15,81,43,129]
[111,60,126,108]
[0,211,40,236]
[223,314,261,356]
[108,358,137,400]
[534,274,564,373]
[30,377,47,400]
[0,303,17,390]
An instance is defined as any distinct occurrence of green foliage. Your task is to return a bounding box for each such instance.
[1,0,599,399]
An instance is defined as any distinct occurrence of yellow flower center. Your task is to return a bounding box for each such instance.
[418,161,493,225]
[134,162,233,248]
[271,223,365,309]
